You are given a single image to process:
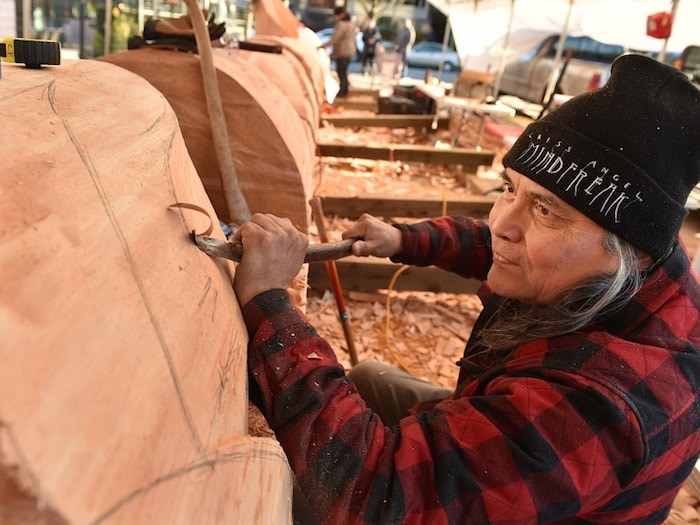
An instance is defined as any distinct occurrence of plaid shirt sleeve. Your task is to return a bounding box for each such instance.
[389,216,492,280]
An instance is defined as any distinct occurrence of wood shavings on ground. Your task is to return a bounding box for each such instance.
[306,288,482,388]
[315,114,507,202]
[316,156,475,199]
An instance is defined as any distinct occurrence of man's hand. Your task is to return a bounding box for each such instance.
[342,214,403,258]
[232,214,308,307]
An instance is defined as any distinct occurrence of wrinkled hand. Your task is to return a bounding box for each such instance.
[232,214,309,307]
[341,214,402,258]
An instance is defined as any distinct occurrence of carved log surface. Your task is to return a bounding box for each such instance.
[253,0,328,104]
[235,38,321,144]
[99,48,313,232]
[251,0,300,38]
[246,35,327,111]
[0,59,291,524]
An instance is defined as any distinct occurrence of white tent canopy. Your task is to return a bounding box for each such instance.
[429,0,699,71]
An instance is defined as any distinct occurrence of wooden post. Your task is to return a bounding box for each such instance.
[182,0,251,225]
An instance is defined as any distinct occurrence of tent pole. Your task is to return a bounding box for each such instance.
[437,5,452,83]
[658,0,680,63]
[542,0,573,107]
[493,0,516,98]
[104,0,113,55]
[463,0,479,69]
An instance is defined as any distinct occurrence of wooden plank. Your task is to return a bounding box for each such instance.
[467,174,505,196]
[348,87,380,99]
[320,193,496,220]
[321,114,450,130]
[456,69,496,87]
[309,257,482,294]
[317,143,495,170]
[331,99,378,111]
[99,438,292,523]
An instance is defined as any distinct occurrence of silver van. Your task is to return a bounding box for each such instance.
[676,45,700,87]
[498,34,625,104]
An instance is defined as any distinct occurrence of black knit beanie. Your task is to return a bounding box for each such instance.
[502,53,700,261]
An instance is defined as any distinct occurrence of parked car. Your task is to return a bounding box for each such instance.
[405,41,461,71]
[676,45,700,87]
[498,34,625,104]
[315,27,335,46]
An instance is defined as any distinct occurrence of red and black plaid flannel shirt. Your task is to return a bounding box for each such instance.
[243,217,700,524]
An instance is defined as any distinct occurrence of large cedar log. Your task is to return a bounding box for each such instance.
[251,0,329,108]
[251,0,300,38]
[99,47,314,231]
[234,37,324,142]
[0,59,291,523]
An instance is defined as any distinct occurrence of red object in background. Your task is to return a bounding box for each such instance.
[647,12,674,39]
[586,72,602,91]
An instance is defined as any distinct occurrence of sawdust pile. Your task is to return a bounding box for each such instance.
[308,286,482,385]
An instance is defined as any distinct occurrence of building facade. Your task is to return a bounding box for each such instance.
[7,0,251,58]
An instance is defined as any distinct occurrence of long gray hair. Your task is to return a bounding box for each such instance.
[478,231,647,353]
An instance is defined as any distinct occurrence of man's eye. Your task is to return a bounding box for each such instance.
[535,203,550,216]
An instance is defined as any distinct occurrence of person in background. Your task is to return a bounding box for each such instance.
[319,6,356,98]
[394,18,415,78]
[232,54,700,524]
[360,19,381,75]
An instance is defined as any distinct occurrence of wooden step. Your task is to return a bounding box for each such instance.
[331,98,378,111]
[317,142,495,171]
[348,87,381,99]
[319,192,496,220]
[309,256,481,294]
[321,114,450,130]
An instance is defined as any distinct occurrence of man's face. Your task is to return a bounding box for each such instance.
[487,169,619,304]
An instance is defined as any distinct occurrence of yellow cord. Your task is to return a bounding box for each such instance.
[383,196,448,376]
[384,264,418,375]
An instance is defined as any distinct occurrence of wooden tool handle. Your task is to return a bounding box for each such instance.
[194,235,356,263]
[304,238,356,263]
